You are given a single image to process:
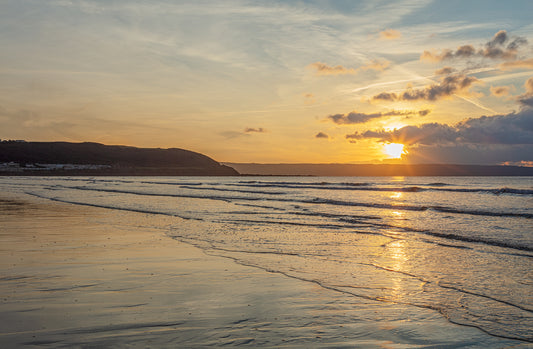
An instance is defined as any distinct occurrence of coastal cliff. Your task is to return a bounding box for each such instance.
[0,141,238,176]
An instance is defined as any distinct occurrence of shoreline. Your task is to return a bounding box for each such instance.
[0,191,527,347]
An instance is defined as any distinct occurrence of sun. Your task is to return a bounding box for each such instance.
[383,143,406,159]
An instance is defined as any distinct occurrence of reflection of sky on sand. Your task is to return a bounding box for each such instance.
[3,177,531,344]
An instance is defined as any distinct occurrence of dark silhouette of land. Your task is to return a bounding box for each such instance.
[0,141,238,176]
[2,141,531,176]
[226,163,533,176]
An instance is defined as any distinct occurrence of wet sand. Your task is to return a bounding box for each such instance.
[0,192,526,348]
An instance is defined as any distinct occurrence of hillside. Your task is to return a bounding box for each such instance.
[0,141,238,176]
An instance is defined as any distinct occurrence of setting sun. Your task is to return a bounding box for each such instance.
[384,143,406,159]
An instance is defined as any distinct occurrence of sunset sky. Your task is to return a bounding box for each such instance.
[1,0,532,164]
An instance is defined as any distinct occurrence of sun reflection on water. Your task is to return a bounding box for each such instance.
[390,192,402,199]
[385,239,407,302]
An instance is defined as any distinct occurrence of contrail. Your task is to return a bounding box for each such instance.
[453,94,497,114]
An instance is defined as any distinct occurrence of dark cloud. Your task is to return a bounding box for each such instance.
[435,67,456,75]
[221,127,267,139]
[506,37,528,51]
[346,123,457,145]
[372,74,478,102]
[327,109,431,125]
[315,132,329,139]
[345,109,533,146]
[421,30,527,62]
[346,109,533,164]
[244,127,266,133]
[328,111,383,124]
[487,30,508,48]
[490,85,512,97]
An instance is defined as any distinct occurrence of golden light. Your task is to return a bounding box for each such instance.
[383,143,406,159]
[390,192,402,199]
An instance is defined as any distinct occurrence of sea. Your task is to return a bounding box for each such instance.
[1,176,532,344]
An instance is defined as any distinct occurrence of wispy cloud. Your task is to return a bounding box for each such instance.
[309,62,356,75]
[499,58,533,71]
[309,60,390,76]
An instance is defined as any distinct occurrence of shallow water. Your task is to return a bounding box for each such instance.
[2,175,532,343]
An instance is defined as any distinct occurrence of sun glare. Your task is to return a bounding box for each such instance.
[384,143,406,159]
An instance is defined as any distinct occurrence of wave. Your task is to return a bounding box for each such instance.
[180,185,286,195]
[25,192,202,221]
[26,186,533,253]
[305,197,532,218]
[420,229,533,252]
[232,182,533,196]
[48,185,533,220]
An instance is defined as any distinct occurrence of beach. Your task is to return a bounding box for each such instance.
[0,184,530,348]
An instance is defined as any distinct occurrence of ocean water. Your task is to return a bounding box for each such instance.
[2,176,532,344]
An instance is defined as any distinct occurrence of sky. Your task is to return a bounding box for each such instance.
[1,0,532,165]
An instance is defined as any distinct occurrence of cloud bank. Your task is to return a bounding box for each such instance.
[345,108,533,164]
[346,108,533,146]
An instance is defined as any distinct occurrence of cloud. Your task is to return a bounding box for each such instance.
[315,132,329,139]
[379,29,401,40]
[499,58,533,70]
[221,127,267,139]
[303,93,316,105]
[309,60,390,75]
[420,30,527,62]
[244,127,267,133]
[345,108,533,146]
[327,109,431,125]
[359,60,390,72]
[490,85,512,97]
[372,73,478,102]
[525,77,533,93]
[518,77,533,107]
[435,66,456,75]
[309,62,356,75]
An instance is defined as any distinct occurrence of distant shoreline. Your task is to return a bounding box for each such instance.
[2,163,533,177]
[225,163,533,177]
